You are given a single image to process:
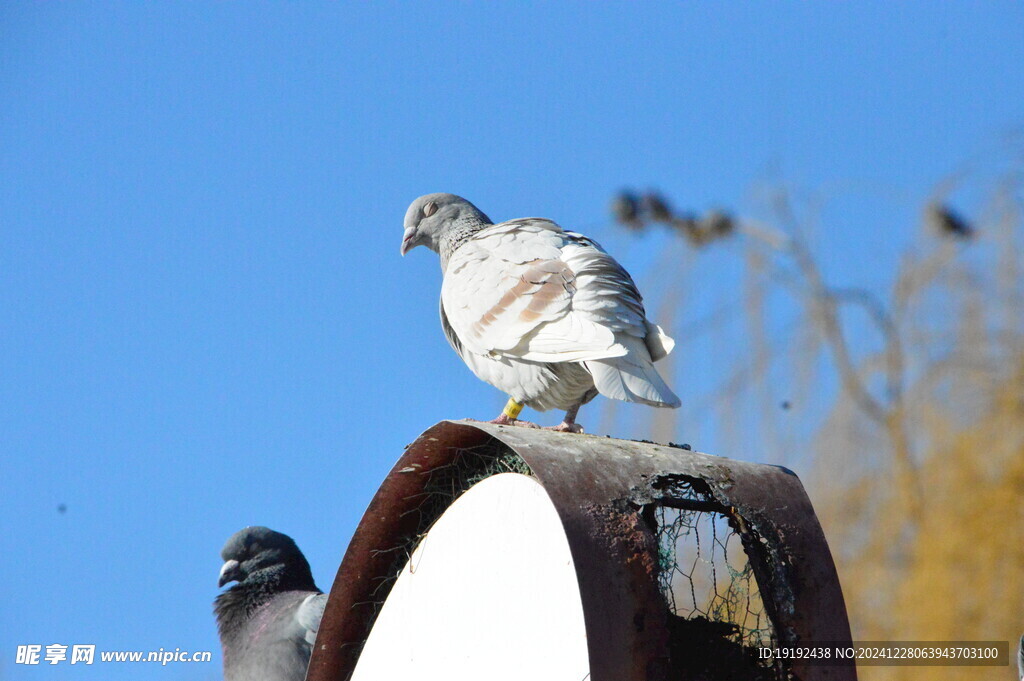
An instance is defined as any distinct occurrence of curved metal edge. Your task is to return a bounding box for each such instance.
[479,427,673,680]
[306,421,489,681]
[307,420,855,681]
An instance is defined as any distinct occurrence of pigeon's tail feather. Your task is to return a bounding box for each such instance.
[644,320,675,362]
[585,336,681,408]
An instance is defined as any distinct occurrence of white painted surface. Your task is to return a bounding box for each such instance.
[351,473,590,681]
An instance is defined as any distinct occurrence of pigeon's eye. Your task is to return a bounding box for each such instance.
[423,201,438,218]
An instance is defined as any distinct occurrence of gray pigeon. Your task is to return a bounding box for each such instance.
[401,193,680,432]
[214,526,327,681]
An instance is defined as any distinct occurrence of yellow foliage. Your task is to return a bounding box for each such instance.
[820,359,1024,680]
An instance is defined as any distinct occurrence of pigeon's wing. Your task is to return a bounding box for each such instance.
[561,231,676,361]
[221,591,327,681]
[439,296,463,356]
[442,219,661,363]
[294,592,328,647]
[443,219,588,361]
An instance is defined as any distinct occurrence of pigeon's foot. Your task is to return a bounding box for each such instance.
[545,404,585,433]
[546,421,584,433]
[485,398,539,428]
[488,412,513,426]
[484,413,540,428]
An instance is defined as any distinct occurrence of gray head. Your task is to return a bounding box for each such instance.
[400,193,491,257]
[217,526,314,589]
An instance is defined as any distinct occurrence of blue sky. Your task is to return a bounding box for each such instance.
[1,3,1022,679]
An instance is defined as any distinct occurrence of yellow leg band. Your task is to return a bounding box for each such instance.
[503,398,524,420]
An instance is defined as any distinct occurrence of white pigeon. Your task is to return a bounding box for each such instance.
[401,193,680,432]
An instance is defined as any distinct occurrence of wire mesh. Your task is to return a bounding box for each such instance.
[652,476,779,679]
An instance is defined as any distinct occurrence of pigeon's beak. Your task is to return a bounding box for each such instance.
[400,226,419,256]
[218,559,242,588]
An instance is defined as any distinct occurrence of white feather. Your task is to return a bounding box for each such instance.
[433,209,679,414]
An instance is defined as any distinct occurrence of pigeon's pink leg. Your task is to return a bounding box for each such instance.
[546,403,584,433]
